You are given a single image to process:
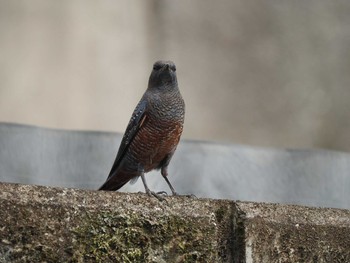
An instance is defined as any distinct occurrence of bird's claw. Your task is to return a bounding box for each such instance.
[146,190,167,202]
[156,191,168,196]
[182,194,197,198]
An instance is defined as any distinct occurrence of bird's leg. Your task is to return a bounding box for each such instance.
[139,166,165,201]
[161,166,178,196]
[138,165,151,193]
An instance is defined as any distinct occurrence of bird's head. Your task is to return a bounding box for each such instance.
[148,60,178,90]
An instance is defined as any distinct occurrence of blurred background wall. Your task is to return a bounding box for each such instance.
[1,0,350,151]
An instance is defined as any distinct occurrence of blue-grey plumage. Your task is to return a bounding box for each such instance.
[98,61,185,197]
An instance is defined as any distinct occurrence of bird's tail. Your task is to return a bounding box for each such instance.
[98,170,136,191]
[98,180,127,191]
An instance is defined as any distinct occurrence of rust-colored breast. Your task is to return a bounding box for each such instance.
[126,91,185,172]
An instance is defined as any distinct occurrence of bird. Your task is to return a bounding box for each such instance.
[98,60,185,198]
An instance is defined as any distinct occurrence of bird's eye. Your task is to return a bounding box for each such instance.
[171,65,176,71]
[153,64,162,70]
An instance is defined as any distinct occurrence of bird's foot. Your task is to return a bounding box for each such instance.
[156,191,168,195]
[146,190,167,202]
[169,191,196,198]
[180,193,197,198]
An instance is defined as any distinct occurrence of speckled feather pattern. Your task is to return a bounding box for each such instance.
[99,61,185,191]
[130,90,185,172]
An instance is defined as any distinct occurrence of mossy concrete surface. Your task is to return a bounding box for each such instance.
[0,182,349,263]
[235,202,350,262]
[0,182,234,262]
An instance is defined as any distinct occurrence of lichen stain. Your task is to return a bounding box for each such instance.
[71,210,217,262]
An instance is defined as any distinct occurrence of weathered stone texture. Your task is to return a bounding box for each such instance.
[0,183,234,262]
[0,182,349,262]
[235,202,350,263]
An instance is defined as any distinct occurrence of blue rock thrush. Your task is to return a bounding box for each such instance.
[98,60,185,197]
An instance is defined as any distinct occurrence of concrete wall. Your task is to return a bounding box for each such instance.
[1,182,349,262]
[1,1,350,151]
[1,123,349,210]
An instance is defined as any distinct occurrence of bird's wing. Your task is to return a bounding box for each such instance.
[106,98,148,180]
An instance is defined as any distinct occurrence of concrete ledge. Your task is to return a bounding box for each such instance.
[0,182,235,262]
[0,182,349,262]
[235,203,350,262]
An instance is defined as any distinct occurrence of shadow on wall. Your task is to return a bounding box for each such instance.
[0,122,349,209]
